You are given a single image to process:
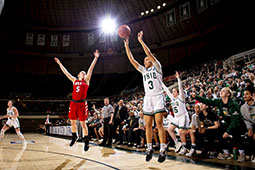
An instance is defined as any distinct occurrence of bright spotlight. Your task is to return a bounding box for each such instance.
[157,5,161,9]
[150,9,154,12]
[141,12,144,16]
[145,10,149,14]
[100,17,116,34]
[163,3,166,7]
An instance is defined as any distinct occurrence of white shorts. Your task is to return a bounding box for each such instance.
[143,94,166,116]
[171,114,190,129]
[6,118,20,129]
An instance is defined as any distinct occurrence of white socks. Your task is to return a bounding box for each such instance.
[147,143,152,150]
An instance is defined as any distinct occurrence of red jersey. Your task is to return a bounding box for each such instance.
[72,80,89,101]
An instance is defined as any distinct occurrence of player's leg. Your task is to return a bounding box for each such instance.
[155,112,168,162]
[15,128,25,142]
[144,115,154,161]
[168,120,182,152]
[79,101,90,151]
[70,119,78,146]
[178,115,189,155]
[80,121,89,151]
[0,125,10,142]
[68,101,78,147]
[186,129,196,156]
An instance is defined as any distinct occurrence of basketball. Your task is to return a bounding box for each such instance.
[118,25,131,39]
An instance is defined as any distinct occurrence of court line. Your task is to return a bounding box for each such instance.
[3,147,120,170]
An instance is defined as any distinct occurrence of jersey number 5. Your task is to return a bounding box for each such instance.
[76,86,80,92]
[148,81,154,90]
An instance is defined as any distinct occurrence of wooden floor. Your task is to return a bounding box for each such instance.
[0,133,250,170]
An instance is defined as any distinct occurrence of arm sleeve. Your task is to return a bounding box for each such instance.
[241,106,253,129]
[177,78,185,102]
[152,59,162,74]
[162,83,174,101]
[195,96,219,107]
[226,103,243,134]
[110,105,114,114]
[137,65,146,74]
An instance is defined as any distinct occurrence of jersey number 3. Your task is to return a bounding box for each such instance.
[76,86,80,92]
[148,81,154,90]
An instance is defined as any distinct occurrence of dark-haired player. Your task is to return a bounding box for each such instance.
[124,31,167,163]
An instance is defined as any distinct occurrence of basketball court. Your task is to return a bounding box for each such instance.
[0,134,253,170]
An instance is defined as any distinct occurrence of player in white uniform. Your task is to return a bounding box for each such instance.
[0,100,26,143]
[162,72,190,155]
[124,31,167,163]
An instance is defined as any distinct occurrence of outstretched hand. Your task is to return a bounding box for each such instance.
[175,71,180,79]
[54,57,60,64]
[123,37,129,47]
[137,31,143,42]
[94,49,100,58]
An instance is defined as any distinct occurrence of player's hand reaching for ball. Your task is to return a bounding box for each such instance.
[137,31,143,42]
[54,57,61,65]
[94,49,100,58]
[123,37,129,48]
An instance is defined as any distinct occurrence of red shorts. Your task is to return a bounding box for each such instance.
[68,101,88,121]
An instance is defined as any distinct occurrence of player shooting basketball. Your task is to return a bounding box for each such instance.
[124,31,167,163]
[54,50,100,151]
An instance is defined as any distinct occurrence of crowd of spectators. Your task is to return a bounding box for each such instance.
[85,59,255,163]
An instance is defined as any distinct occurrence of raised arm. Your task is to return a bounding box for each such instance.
[137,31,162,72]
[137,31,156,63]
[176,71,185,102]
[54,58,76,83]
[162,83,174,101]
[85,50,100,86]
[124,38,141,71]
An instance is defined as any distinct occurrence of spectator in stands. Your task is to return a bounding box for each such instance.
[88,113,100,141]
[185,103,201,157]
[113,99,128,145]
[198,103,219,157]
[241,86,255,163]
[99,97,114,147]
[192,87,247,162]
[123,111,138,147]
[134,111,146,148]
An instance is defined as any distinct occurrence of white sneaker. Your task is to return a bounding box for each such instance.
[251,157,255,163]
[186,148,196,157]
[178,147,187,155]
[175,142,182,153]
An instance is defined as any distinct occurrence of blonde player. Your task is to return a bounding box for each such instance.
[124,31,167,163]
[0,100,26,143]
[162,71,190,155]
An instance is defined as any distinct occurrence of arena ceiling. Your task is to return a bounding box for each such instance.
[0,0,253,55]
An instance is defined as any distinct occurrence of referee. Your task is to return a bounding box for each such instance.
[99,97,114,147]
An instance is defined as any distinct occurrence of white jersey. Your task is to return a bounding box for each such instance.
[170,97,188,117]
[7,107,17,121]
[138,60,163,96]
